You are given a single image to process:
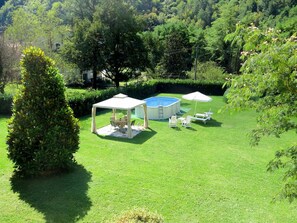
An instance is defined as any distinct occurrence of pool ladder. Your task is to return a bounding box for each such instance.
[158,105,164,119]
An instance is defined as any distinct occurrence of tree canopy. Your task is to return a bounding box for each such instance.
[225,24,297,201]
[62,0,148,88]
[1,0,296,86]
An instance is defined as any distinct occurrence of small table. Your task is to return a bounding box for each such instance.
[178,117,185,123]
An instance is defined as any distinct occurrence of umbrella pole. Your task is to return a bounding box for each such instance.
[194,101,197,114]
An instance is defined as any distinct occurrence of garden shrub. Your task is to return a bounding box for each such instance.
[7,47,80,177]
[67,87,118,117]
[154,79,226,95]
[0,93,13,115]
[112,208,164,223]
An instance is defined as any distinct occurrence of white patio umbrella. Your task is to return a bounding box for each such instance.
[182,91,212,113]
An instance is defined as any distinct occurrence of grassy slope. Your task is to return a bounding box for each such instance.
[0,94,297,222]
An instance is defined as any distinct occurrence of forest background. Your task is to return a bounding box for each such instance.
[0,0,296,89]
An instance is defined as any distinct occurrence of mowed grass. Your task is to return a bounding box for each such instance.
[1,93,297,222]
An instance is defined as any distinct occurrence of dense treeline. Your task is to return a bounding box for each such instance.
[0,0,296,89]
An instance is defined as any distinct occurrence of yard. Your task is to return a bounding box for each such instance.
[0,93,296,222]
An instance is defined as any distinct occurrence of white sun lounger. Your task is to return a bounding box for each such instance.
[191,111,213,124]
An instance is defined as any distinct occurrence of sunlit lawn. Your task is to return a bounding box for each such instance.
[1,93,297,222]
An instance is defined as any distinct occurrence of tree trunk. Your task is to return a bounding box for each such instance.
[92,66,97,89]
[115,78,120,88]
[114,67,120,88]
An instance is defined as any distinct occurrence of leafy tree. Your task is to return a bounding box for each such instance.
[204,1,239,73]
[61,0,101,23]
[275,5,297,37]
[225,25,297,201]
[0,37,5,93]
[63,0,148,88]
[5,1,67,52]
[152,20,192,78]
[62,18,103,89]
[0,35,21,92]
[140,30,163,77]
[161,22,192,78]
[7,47,80,177]
[96,0,149,87]
[0,0,26,31]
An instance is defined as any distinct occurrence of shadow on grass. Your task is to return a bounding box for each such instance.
[10,164,92,223]
[192,118,222,127]
[182,126,197,131]
[97,127,157,144]
[169,126,182,131]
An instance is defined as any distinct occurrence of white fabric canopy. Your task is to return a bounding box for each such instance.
[182,91,212,114]
[93,93,146,110]
[91,93,148,138]
[182,91,212,102]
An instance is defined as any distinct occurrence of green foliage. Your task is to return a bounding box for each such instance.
[6,47,80,177]
[0,51,3,93]
[155,79,225,95]
[2,0,297,84]
[267,145,297,202]
[0,92,13,114]
[112,208,164,223]
[160,20,193,78]
[62,17,103,89]
[204,1,239,73]
[0,35,21,93]
[5,1,67,51]
[67,88,118,117]
[97,0,149,87]
[148,20,193,78]
[63,0,149,88]
[225,25,297,201]
[1,79,225,117]
[67,81,157,117]
[188,61,228,82]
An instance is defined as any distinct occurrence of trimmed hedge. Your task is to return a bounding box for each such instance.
[154,79,226,95]
[1,79,225,117]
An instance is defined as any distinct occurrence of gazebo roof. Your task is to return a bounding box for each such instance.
[93,93,146,110]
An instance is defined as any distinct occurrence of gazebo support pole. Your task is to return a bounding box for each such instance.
[127,109,132,138]
[112,108,116,119]
[91,106,97,133]
[143,104,148,128]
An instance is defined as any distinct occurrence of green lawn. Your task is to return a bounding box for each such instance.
[1,94,296,223]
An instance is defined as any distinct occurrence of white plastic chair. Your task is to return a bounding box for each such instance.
[169,115,178,127]
[182,115,192,128]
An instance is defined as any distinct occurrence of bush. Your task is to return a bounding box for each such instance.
[154,79,226,95]
[0,93,13,115]
[67,81,157,117]
[111,208,164,223]
[6,47,80,177]
[67,87,119,117]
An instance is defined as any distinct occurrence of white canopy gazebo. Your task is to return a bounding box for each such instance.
[91,93,148,138]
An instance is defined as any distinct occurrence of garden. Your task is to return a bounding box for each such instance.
[1,93,297,222]
[0,1,296,222]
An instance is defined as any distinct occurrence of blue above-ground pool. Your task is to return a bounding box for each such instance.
[135,96,180,120]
